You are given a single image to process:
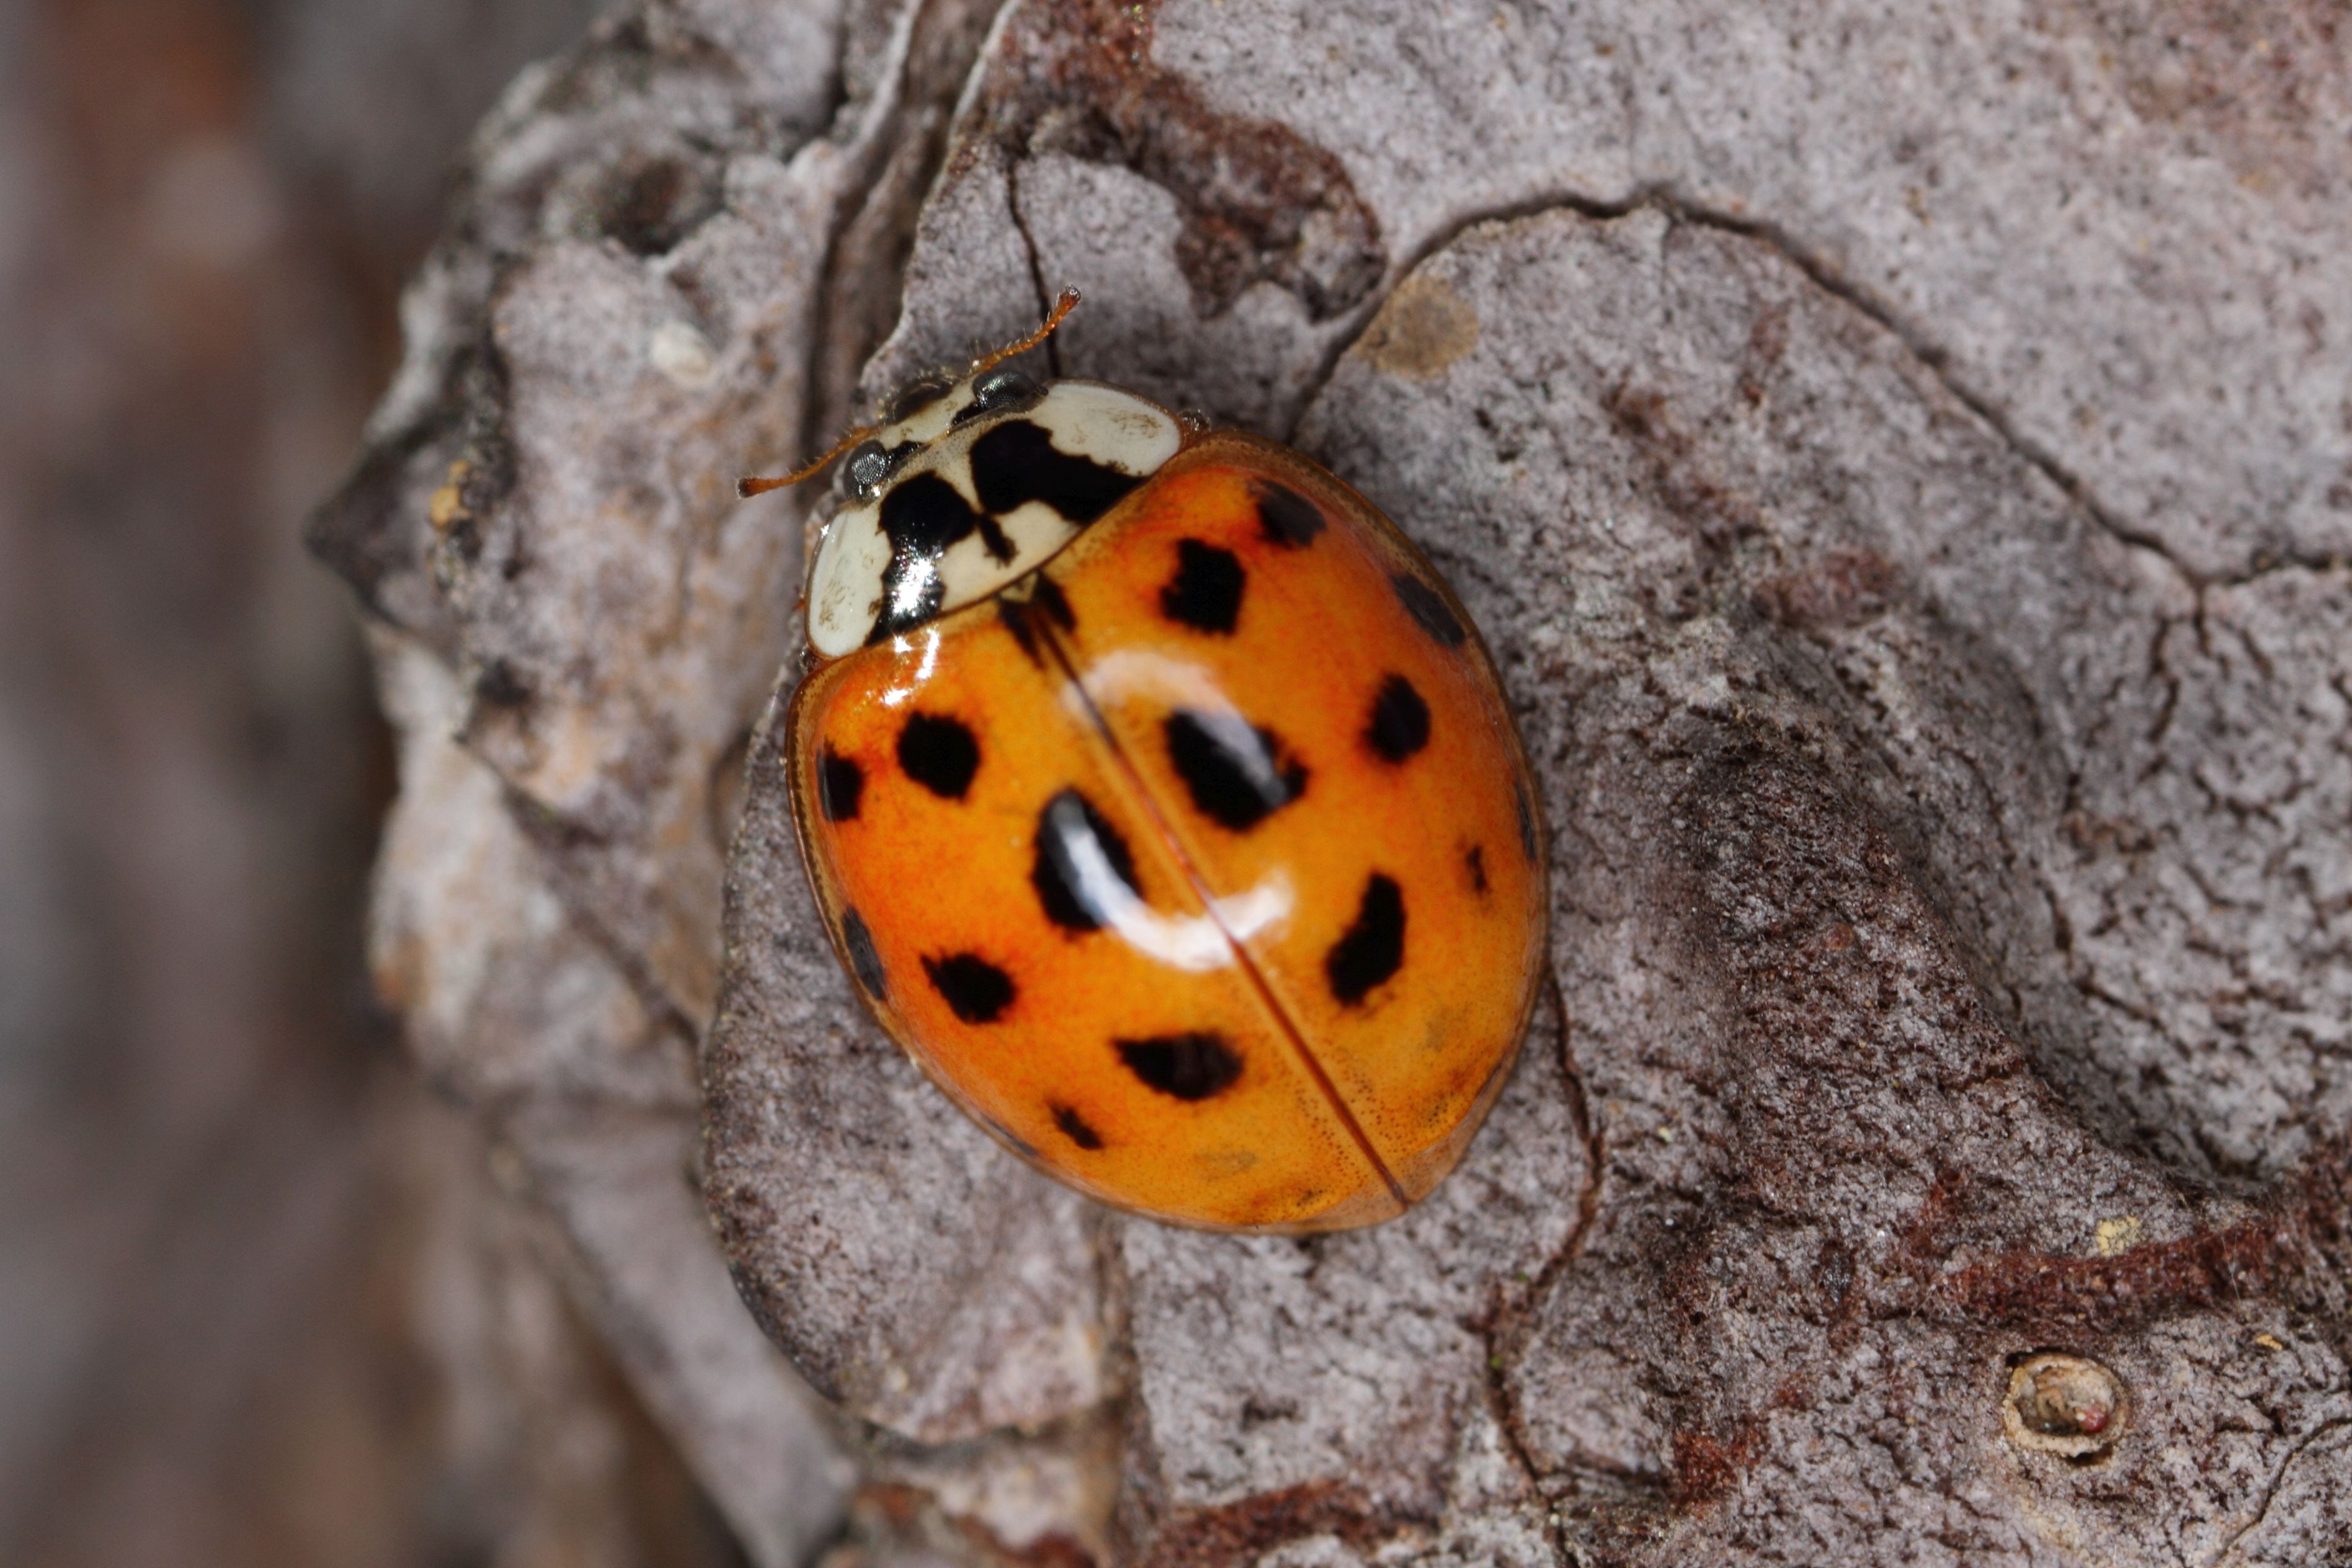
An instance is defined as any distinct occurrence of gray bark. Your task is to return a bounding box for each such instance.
[316,1,2352,1564]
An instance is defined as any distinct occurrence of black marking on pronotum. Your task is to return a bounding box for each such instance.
[871,473,1018,641]
[1255,480,1325,547]
[1363,674,1430,762]
[898,712,981,799]
[1164,710,1307,831]
[817,746,865,822]
[1115,1031,1244,1101]
[840,907,887,999]
[1159,539,1245,634]
[1514,778,1539,861]
[1050,1102,1104,1150]
[1033,788,1141,933]
[924,952,1015,1023]
[1464,843,1489,896]
[1391,571,1468,647]
[1325,873,1405,1005]
[969,418,1143,524]
[996,573,1076,665]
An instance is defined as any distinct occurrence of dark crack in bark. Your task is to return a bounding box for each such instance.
[2211,1416,2352,1568]
[978,0,1385,320]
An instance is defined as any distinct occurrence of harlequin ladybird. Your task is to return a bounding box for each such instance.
[742,292,1546,1232]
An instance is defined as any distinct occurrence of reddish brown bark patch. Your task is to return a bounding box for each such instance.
[1942,1136,2352,1334]
[1670,1421,1765,1506]
[1133,1479,1414,1568]
[1753,548,1900,632]
[980,0,1385,318]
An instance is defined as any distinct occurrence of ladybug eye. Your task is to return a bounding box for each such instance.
[840,439,893,497]
[886,378,952,423]
[971,368,1041,409]
[951,368,1044,428]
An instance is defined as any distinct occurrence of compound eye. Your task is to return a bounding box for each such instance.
[952,368,1044,429]
[886,378,953,423]
[841,439,892,497]
[971,368,1041,409]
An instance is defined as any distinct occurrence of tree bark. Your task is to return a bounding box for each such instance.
[316,1,2352,1564]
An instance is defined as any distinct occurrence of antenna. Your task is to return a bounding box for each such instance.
[734,288,1083,497]
[968,287,1081,378]
[736,423,879,498]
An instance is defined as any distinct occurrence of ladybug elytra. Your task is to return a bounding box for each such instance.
[745,292,1548,1231]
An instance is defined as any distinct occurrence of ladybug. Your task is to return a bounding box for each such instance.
[742,292,1547,1232]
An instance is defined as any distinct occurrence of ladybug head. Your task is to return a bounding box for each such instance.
[746,290,1185,659]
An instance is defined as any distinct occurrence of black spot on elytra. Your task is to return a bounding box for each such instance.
[1391,571,1468,647]
[817,747,864,822]
[1116,1031,1244,1101]
[1514,778,1539,861]
[969,418,1143,524]
[898,712,979,800]
[997,599,1036,662]
[1465,843,1489,896]
[1325,872,1405,1005]
[1159,539,1245,633]
[924,952,1015,1023]
[1050,1103,1104,1150]
[840,908,886,999]
[1165,710,1307,831]
[1033,789,1141,933]
[1255,481,1325,547]
[997,574,1076,664]
[1030,573,1076,628]
[1363,674,1430,762]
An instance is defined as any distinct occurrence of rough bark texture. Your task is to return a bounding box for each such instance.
[316,1,2352,1564]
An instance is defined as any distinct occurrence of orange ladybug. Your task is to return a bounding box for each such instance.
[744,293,1547,1232]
